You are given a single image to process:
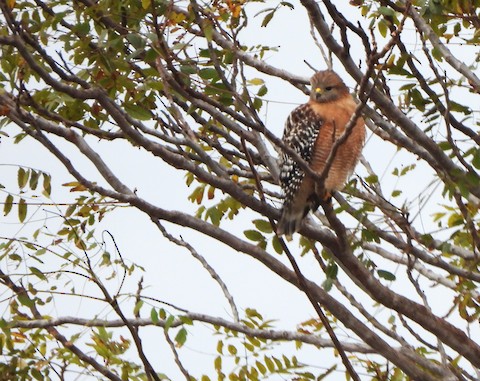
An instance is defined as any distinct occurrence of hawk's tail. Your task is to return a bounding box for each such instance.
[276,194,321,236]
[276,206,304,236]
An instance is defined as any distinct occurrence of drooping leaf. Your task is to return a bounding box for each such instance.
[244,229,265,242]
[4,194,13,216]
[378,6,395,16]
[164,314,175,331]
[124,103,152,121]
[29,170,39,190]
[133,300,144,316]
[199,68,219,80]
[174,327,187,347]
[272,235,283,254]
[377,269,396,281]
[18,197,27,222]
[248,78,264,86]
[253,219,273,233]
[42,173,51,197]
[214,355,222,371]
[18,293,34,308]
[261,10,275,27]
[17,167,28,189]
[202,19,213,41]
[151,308,159,324]
[29,267,47,281]
[325,263,338,279]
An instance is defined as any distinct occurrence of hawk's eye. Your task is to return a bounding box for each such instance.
[325,86,333,91]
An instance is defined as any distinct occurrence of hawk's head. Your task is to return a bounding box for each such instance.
[310,70,349,103]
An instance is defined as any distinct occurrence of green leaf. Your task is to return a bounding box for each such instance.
[388,65,412,76]
[322,277,333,292]
[214,355,222,371]
[164,314,175,331]
[244,229,265,242]
[265,356,275,372]
[29,267,47,281]
[29,170,39,190]
[399,83,416,91]
[378,6,395,17]
[325,263,338,279]
[280,2,294,10]
[18,293,34,308]
[227,344,237,355]
[74,22,90,37]
[65,203,76,217]
[431,46,443,61]
[256,360,267,375]
[253,97,263,110]
[377,269,396,281]
[151,308,159,324]
[17,167,28,189]
[42,173,51,197]
[178,315,193,325]
[391,190,402,197]
[18,198,27,223]
[206,207,222,226]
[257,85,268,97]
[159,308,167,320]
[449,101,471,115]
[272,235,283,254]
[202,20,213,42]
[180,65,196,75]
[447,213,463,227]
[133,300,144,316]
[378,19,388,38]
[391,367,404,381]
[261,10,274,27]
[175,327,188,347]
[409,88,429,111]
[30,368,43,381]
[317,365,337,380]
[199,68,218,80]
[124,104,152,121]
[472,149,480,169]
[365,174,378,184]
[126,33,145,50]
[216,340,223,354]
[4,194,13,216]
[361,228,380,243]
[253,219,273,233]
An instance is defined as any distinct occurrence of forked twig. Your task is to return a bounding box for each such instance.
[240,137,361,381]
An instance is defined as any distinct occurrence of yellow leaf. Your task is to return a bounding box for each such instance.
[248,78,264,86]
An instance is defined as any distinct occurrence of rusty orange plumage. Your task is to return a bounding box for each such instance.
[277,70,366,235]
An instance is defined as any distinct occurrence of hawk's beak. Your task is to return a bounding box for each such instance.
[314,87,323,101]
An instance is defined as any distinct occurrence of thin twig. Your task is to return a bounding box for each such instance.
[152,219,240,323]
[164,330,191,381]
[241,137,362,381]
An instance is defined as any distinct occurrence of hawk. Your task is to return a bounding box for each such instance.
[276,70,366,235]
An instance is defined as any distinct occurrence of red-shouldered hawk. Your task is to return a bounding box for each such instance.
[276,70,365,236]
